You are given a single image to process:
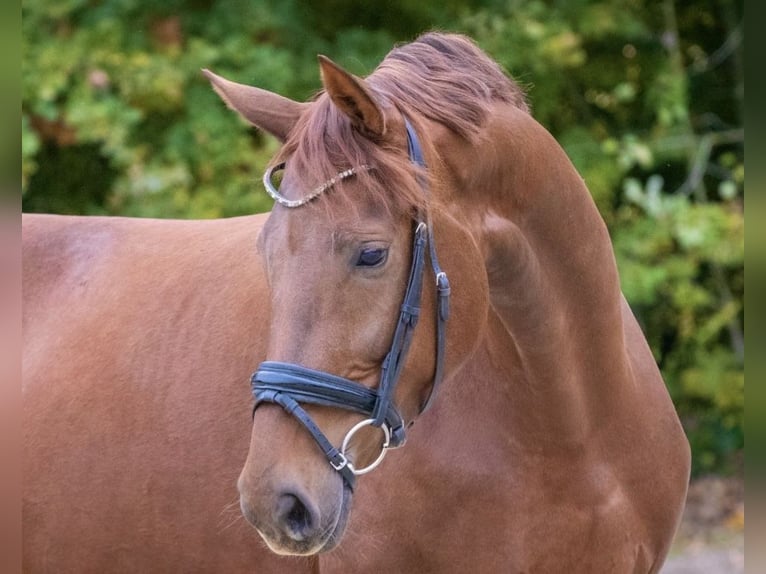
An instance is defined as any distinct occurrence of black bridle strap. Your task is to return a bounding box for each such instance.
[253,362,405,434]
[251,117,450,487]
[420,224,450,414]
[252,218,428,451]
[371,220,427,427]
[403,116,451,414]
[256,389,357,488]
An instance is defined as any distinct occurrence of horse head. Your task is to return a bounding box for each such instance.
[205,53,488,555]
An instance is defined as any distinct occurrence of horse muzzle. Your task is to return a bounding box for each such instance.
[239,470,353,556]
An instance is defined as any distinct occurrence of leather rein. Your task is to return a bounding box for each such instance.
[251,119,450,489]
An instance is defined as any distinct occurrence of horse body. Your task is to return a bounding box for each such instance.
[23,33,690,573]
[23,214,301,572]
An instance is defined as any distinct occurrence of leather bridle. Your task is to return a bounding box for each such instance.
[251,119,450,489]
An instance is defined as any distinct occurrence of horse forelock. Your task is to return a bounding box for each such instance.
[274,96,428,218]
[273,33,528,217]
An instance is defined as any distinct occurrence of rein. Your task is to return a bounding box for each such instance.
[251,119,450,489]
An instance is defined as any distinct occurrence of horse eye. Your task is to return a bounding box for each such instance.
[356,247,388,268]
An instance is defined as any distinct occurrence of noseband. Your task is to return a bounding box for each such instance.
[251,119,450,489]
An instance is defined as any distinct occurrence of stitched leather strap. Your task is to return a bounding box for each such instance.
[252,362,406,445]
[250,118,450,487]
[404,116,451,414]
[371,221,427,428]
[420,225,450,414]
[259,390,357,489]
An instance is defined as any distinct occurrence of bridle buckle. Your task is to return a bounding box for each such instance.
[330,452,349,472]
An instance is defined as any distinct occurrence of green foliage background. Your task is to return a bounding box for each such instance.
[22,0,744,475]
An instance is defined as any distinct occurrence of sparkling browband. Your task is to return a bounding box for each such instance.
[263,162,370,208]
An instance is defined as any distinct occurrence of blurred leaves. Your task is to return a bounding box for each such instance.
[22,0,744,474]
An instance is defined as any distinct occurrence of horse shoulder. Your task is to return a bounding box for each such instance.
[22,213,289,572]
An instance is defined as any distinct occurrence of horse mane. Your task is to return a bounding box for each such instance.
[274,32,529,215]
[371,33,528,138]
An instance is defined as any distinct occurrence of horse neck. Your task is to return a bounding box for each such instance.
[437,105,632,443]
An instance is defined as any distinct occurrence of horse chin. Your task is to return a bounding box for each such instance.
[316,481,353,553]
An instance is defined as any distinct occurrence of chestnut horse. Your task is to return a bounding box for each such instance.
[23,33,690,572]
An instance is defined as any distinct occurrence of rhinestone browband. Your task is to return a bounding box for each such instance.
[262,162,370,208]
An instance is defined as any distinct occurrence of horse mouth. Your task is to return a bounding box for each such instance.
[242,480,353,556]
[315,482,353,553]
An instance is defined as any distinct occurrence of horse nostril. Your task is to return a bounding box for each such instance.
[274,492,317,542]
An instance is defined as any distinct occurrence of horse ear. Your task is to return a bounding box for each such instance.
[202,69,308,142]
[317,55,386,137]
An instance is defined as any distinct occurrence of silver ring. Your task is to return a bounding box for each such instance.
[340,419,390,476]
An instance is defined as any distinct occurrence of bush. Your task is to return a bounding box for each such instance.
[22,0,744,475]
